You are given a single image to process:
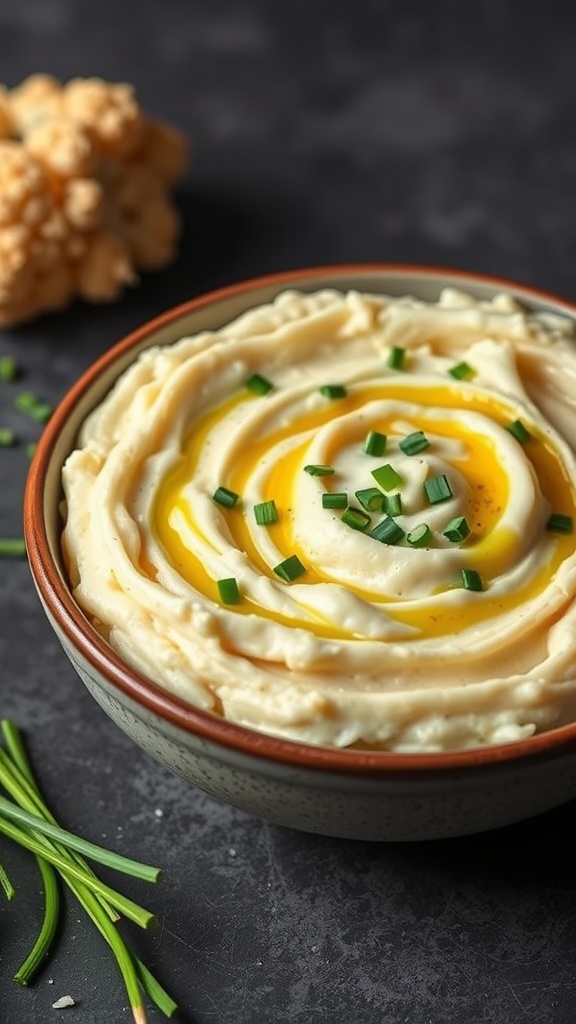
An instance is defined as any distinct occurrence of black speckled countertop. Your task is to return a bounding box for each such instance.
[3,3,576,1022]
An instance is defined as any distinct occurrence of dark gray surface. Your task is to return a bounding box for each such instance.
[2,2,576,1022]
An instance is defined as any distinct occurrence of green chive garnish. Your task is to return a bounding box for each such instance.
[407,523,432,547]
[506,419,531,444]
[372,463,402,491]
[362,430,387,456]
[355,487,384,512]
[383,492,403,517]
[245,372,273,395]
[370,516,405,545]
[387,346,406,370]
[546,513,573,534]
[399,430,430,456]
[14,392,53,423]
[443,516,470,542]
[0,355,18,381]
[304,464,335,476]
[0,428,16,447]
[322,492,348,509]
[217,578,241,604]
[212,486,240,508]
[254,499,278,525]
[424,474,453,505]
[273,554,306,582]
[319,384,347,399]
[26,442,37,460]
[448,361,475,381]
[341,507,372,531]
[0,538,26,557]
[461,568,483,592]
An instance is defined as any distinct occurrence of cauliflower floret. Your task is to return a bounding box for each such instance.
[0,74,188,326]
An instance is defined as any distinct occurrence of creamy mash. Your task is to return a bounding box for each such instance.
[61,287,576,751]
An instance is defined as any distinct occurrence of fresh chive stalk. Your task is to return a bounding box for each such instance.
[217,577,241,604]
[506,419,531,444]
[322,492,348,509]
[0,858,16,900]
[461,568,483,592]
[341,507,372,531]
[245,372,273,395]
[362,430,387,456]
[0,538,26,557]
[546,513,573,534]
[424,474,453,505]
[399,431,429,456]
[273,554,306,582]
[212,485,240,508]
[387,346,406,370]
[254,499,279,525]
[407,523,432,547]
[370,516,405,545]
[319,384,347,399]
[355,487,384,512]
[372,463,402,491]
[448,361,475,380]
[304,464,335,476]
[443,516,470,542]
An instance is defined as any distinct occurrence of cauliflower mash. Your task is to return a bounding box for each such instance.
[61,287,576,751]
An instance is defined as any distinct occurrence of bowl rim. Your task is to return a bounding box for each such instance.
[24,261,576,776]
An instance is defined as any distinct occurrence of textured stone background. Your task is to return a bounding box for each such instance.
[2,2,576,1022]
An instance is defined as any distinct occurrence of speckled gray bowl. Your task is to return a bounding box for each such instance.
[24,264,576,841]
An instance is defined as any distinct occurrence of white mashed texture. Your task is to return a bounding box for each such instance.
[61,287,576,751]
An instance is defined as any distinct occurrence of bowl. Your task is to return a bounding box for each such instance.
[24,263,576,842]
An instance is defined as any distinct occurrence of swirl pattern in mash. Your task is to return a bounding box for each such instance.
[62,287,576,751]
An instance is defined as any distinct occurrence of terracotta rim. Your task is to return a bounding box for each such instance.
[24,262,576,776]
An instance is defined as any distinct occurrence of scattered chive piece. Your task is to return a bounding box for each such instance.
[506,419,531,444]
[546,513,573,534]
[212,485,240,508]
[443,516,470,542]
[448,361,475,381]
[254,499,279,525]
[319,384,347,399]
[0,355,18,381]
[245,372,273,395]
[372,463,402,491]
[14,392,53,423]
[370,516,405,545]
[304,464,335,476]
[461,568,484,592]
[399,430,430,456]
[355,487,384,512]
[383,492,403,517]
[322,491,348,509]
[0,427,16,447]
[424,474,453,505]
[217,577,241,604]
[0,538,26,557]
[407,523,432,547]
[341,507,372,531]
[362,430,387,456]
[273,554,306,582]
[387,346,406,370]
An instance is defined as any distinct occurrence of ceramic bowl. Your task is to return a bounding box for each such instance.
[24,264,576,842]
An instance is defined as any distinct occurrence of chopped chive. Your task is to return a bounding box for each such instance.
[399,430,430,456]
[372,463,402,491]
[217,578,241,604]
[424,474,453,505]
[546,513,573,534]
[304,464,335,476]
[341,507,372,531]
[461,568,484,592]
[212,485,240,508]
[319,384,347,399]
[355,487,384,512]
[448,361,475,381]
[506,419,532,444]
[362,430,387,456]
[443,516,470,542]
[245,372,273,395]
[387,346,406,370]
[0,538,26,557]
[26,442,37,460]
[370,516,405,545]
[407,523,432,547]
[383,492,403,517]
[322,491,348,509]
[14,392,53,423]
[0,355,18,381]
[0,427,16,446]
[253,499,278,525]
[273,554,306,582]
